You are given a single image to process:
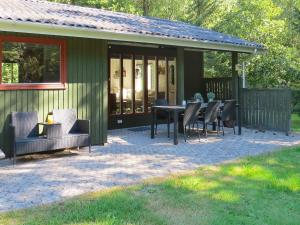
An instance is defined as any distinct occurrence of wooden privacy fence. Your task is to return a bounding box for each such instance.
[241,88,292,134]
[201,77,233,100]
[199,78,291,133]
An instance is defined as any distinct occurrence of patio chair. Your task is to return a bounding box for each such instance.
[183,102,202,142]
[198,101,221,137]
[154,99,170,135]
[52,109,91,153]
[9,112,54,164]
[219,100,237,135]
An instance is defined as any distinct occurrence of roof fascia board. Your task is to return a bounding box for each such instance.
[0,19,263,53]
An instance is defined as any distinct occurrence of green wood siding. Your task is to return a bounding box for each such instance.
[176,47,185,103]
[184,51,204,100]
[0,34,108,157]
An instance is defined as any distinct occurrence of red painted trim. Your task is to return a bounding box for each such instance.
[0,35,65,46]
[0,83,66,90]
[0,41,2,86]
[0,35,67,90]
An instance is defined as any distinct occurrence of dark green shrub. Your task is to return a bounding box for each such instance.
[292,89,300,113]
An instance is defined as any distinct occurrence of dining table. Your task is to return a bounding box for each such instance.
[151,105,185,145]
[150,102,226,145]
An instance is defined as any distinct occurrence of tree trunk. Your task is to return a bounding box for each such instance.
[143,0,149,16]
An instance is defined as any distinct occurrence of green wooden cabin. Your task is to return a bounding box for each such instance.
[0,0,263,157]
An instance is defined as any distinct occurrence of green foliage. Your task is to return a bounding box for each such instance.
[1,63,19,83]
[48,0,300,88]
[188,0,234,28]
[193,92,204,102]
[213,0,300,87]
[292,89,300,110]
[294,8,300,33]
[292,113,300,132]
[247,46,300,87]
[204,51,231,77]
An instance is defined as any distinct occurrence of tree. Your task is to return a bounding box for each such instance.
[198,0,300,87]
[47,0,300,87]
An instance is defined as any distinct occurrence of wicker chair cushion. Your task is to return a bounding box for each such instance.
[15,137,50,155]
[58,133,89,149]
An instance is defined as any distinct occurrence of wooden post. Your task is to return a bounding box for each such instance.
[232,52,242,135]
[101,40,108,143]
[232,52,238,99]
[177,47,185,104]
[199,52,205,97]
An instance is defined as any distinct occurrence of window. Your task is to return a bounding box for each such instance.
[109,51,177,116]
[0,36,66,90]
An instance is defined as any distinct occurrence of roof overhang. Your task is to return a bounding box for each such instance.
[0,19,264,54]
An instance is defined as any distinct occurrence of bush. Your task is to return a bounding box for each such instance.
[292,89,300,113]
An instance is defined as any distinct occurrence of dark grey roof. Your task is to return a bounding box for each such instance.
[0,0,264,50]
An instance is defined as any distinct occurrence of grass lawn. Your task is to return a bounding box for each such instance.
[292,113,300,132]
[1,147,299,225]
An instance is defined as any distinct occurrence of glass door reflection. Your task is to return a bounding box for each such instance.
[135,55,144,113]
[147,57,157,112]
[168,58,176,105]
[122,55,133,114]
[109,55,121,115]
[158,58,167,99]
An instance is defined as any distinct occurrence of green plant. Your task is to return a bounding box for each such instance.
[207,91,215,101]
[194,92,204,102]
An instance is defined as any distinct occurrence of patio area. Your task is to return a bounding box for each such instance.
[0,126,299,212]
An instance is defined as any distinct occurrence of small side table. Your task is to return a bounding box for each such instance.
[38,122,62,139]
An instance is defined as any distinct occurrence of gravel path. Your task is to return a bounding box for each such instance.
[0,126,299,212]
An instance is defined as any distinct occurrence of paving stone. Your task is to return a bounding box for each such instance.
[0,126,299,212]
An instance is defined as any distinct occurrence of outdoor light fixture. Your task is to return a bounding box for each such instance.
[236,62,250,88]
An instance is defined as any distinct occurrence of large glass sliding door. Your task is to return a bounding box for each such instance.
[147,57,157,112]
[109,55,121,115]
[158,58,167,99]
[168,58,176,105]
[135,56,145,113]
[109,50,177,117]
[122,55,133,114]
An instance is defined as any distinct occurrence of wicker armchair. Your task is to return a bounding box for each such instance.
[52,109,91,153]
[183,102,202,141]
[219,100,237,135]
[9,109,91,164]
[10,112,51,164]
[198,101,221,137]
